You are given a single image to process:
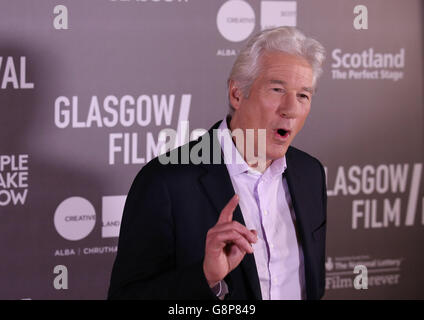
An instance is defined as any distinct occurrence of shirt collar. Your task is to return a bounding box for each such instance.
[218,117,249,177]
[217,116,287,179]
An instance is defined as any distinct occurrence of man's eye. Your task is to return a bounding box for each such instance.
[272,88,284,93]
[298,94,310,100]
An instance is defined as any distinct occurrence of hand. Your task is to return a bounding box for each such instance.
[203,194,258,287]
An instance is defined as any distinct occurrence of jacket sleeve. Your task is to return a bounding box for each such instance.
[107,162,216,300]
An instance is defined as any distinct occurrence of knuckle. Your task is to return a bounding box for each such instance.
[232,221,245,233]
[231,230,241,239]
[231,221,240,229]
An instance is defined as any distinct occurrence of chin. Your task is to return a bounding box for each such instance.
[267,146,288,161]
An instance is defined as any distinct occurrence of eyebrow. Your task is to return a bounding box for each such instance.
[269,79,315,95]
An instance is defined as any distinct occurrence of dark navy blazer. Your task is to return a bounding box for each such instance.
[108,120,327,300]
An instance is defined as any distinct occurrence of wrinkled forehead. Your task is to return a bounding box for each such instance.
[257,51,314,87]
[261,50,312,68]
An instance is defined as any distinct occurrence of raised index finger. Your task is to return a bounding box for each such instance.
[217,194,239,224]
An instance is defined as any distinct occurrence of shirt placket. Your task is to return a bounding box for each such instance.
[255,174,276,300]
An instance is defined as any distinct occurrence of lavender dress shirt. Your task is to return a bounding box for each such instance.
[217,118,306,300]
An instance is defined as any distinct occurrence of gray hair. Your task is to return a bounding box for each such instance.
[227,26,326,115]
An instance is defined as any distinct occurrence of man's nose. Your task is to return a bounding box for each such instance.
[278,92,298,118]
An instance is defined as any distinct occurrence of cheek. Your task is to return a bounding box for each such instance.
[263,96,281,111]
[297,106,311,127]
[254,91,278,108]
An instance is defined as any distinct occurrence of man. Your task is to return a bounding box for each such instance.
[108,26,327,300]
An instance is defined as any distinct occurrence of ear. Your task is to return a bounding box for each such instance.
[228,80,243,111]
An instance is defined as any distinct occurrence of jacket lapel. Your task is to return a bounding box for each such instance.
[285,147,318,300]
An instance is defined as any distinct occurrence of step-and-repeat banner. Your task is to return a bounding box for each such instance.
[0,0,423,299]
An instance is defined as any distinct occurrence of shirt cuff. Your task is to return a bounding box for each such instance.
[211,280,229,300]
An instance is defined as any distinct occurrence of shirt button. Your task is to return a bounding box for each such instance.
[264,210,268,216]
[270,243,274,249]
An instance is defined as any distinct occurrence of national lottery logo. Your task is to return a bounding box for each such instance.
[325,255,403,290]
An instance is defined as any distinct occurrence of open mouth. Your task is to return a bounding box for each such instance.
[277,129,288,137]
[276,128,290,139]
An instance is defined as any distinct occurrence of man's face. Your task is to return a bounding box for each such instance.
[230,51,314,163]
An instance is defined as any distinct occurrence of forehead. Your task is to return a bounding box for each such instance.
[257,51,314,87]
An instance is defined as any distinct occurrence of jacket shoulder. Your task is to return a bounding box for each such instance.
[137,120,223,178]
[132,137,207,185]
[287,146,324,171]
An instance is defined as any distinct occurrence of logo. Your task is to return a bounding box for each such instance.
[54,197,96,241]
[325,256,334,272]
[331,48,405,81]
[54,195,126,241]
[53,93,196,166]
[261,1,297,30]
[325,163,424,229]
[0,56,34,89]
[53,196,125,257]
[102,195,126,238]
[0,154,29,207]
[217,0,255,42]
[325,255,403,290]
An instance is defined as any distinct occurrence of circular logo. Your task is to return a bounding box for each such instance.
[217,0,256,42]
[54,197,96,241]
